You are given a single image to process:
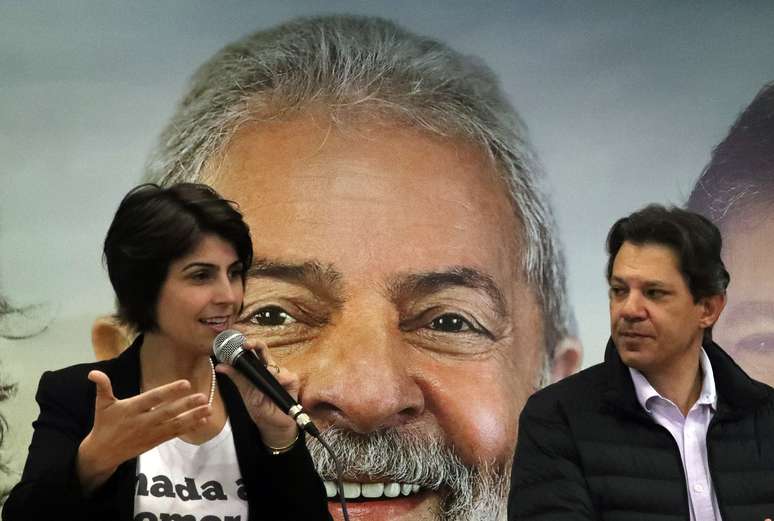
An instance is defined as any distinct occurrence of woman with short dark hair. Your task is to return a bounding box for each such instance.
[3,183,331,521]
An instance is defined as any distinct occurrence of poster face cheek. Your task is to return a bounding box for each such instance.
[713,212,774,387]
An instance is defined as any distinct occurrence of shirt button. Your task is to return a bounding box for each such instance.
[693,483,705,493]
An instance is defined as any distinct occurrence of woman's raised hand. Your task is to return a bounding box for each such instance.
[214,338,300,451]
[76,370,212,493]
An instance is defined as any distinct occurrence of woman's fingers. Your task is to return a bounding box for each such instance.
[94,377,211,443]
[145,392,209,423]
[130,379,193,414]
[242,337,272,365]
[214,363,251,396]
[229,339,302,446]
[240,338,297,387]
[150,402,212,441]
[88,370,115,405]
[236,338,302,403]
[274,365,298,387]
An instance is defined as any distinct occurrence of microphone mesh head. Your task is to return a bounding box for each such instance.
[213,329,245,364]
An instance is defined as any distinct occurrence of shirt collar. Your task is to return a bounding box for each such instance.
[629,347,717,413]
[697,347,717,408]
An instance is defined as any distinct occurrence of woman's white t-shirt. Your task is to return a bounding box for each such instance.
[133,418,249,521]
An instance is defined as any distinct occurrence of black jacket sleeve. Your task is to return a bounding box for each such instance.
[507,393,598,521]
[258,434,333,521]
[2,368,121,521]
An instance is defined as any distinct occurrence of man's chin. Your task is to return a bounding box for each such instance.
[328,489,441,521]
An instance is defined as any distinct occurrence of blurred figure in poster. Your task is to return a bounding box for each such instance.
[1,260,53,501]
[0,298,51,341]
[686,81,774,386]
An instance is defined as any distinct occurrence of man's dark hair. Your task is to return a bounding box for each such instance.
[606,205,730,341]
[686,81,774,227]
[103,183,253,333]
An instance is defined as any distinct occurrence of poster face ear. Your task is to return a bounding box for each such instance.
[550,336,582,384]
[91,315,132,361]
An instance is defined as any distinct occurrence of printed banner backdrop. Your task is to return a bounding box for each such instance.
[2,0,774,511]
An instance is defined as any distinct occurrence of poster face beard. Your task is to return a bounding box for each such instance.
[307,425,509,521]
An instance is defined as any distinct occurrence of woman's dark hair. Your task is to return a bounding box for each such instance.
[103,183,253,333]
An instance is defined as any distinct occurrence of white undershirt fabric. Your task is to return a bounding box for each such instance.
[629,348,722,521]
[133,418,249,521]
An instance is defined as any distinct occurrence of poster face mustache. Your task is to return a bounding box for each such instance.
[306,425,509,520]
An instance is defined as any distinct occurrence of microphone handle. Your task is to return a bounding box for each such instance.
[232,350,296,413]
[232,350,320,436]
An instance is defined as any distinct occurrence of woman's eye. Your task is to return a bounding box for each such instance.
[249,305,297,326]
[428,313,473,333]
[190,270,211,282]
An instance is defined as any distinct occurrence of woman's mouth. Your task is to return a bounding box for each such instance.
[200,316,230,332]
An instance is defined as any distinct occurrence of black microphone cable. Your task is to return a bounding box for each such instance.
[315,432,350,521]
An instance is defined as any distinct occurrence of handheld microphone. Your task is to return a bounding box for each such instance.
[213,329,319,437]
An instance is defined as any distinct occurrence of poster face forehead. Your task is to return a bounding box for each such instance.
[211,116,521,277]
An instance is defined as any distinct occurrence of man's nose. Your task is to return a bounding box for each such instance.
[619,292,647,321]
[299,304,425,433]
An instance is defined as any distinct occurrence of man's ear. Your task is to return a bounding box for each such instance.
[699,293,726,330]
[550,336,582,384]
[91,315,132,361]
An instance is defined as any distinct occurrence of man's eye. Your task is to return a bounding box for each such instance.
[609,287,625,297]
[645,289,665,298]
[249,306,297,326]
[428,313,474,333]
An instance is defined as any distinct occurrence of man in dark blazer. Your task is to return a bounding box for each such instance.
[508,205,774,520]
